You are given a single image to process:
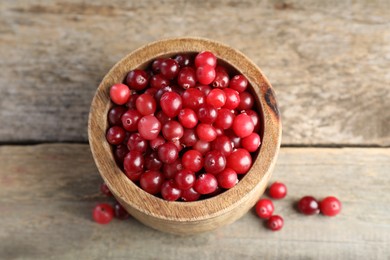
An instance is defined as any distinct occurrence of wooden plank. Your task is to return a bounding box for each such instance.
[0,0,389,145]
[0,144,388,259]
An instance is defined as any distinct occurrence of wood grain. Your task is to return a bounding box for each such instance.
[0,144,389,259]
[0,0,389,145]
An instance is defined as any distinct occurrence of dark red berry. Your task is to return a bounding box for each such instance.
[211,135,233,157]
[182,149,204,172]
[155,111,171,125]
[268,182,287,199]
[126,70,149,91]
[223,88,240,110]
[110,83,131,105]
[226,148,252,174]
[177,67,196,89]
[195,51,217,68]
[114,202,130,220]
[174,169,196,190]
[160,92,182,118]
[157,142,179,164]
[152,58,163,73]
[114,144,129,164]
[229,75,248,93]
[298,196,320,215]
[193,140,211,155]
[162,158,183,179]
[180,128,198,147]
[246,110,261,132]
[162,120,184,141]
[214,108,234,130]
[121,109,142,132]
[93,203,114,224]
[140,170,164,195]
[181,187,201,202]
[174,54,193,67]
[196,66,216,85]
[136,93,156,116]
[149,135,166,151]
[216,168,238,189]
[125,94,139,109]
[255,199,274,219]
[124,150,144,176]
[150,74,170,89]
[106,126,126,145]
[320,196,341,217]
[161,180,182,201]
[182,88,205,111]
[197,104,217,124]
[160,58,179,79]
[100,183,112,197]
[237,91,254,110]
[212,70,229,88]
[127,133,148,153]
[267,215,283,231]
[204,150,226,174]
[144,151,163,171]
[108,106,127,126]
[193,173,218,195]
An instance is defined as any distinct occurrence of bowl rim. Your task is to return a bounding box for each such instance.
[88,37,282,221]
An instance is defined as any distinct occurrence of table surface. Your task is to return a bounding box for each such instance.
[0,0,389,259]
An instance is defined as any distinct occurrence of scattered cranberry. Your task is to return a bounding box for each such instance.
[320,196,341,217]
[113,202,130,220]
[100,183,112,197]
[92,203,114,224]
[268,182,287,199]
[298,196,320,215]
[267,215,283,231]
[255,199,274,219]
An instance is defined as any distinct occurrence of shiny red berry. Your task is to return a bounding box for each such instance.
[110,83,131,105]
[206,89,226,108]
[232,113,254,138]
[121,109,142,132]
[223,88,240,110]
[226,148,252,174]
[106,126,126,145]
[157,142,179,164]
[267,215,283,231]
[204,150,226,175]
[255,199,274,219]
[160,58,179,79]
[137,115,161,140]
[196,123,217,142]
[298,196,320,215]
[140,170,164,195]
[196,66,216,85]
[178,108,198,128]
[174,169,196,190]
[135,93,156,116]
[126,70,149,91]
[100,183,112,197]
[182,149,204,172]
[229,75,248,93]
[177,67,196,89]
[182,88,205,110]
[108,106,127,126]
[114,202,130,220]
[216,168,238,189]
[160,92,182,118]
[241,133,261,152]
[161,180,182,201]
[124,150,144,176]
[268,182,287,199]
[181,187,201,202]
[92,203,114,224]
[195,51,217,68]
[193,173,218,195]
[320,196,341,217]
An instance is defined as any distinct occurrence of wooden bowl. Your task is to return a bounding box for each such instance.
[88,37,281,234]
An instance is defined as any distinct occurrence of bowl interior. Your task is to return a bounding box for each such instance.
[88,38,281,222]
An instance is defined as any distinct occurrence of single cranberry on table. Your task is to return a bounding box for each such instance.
[267,215,284,231]
[298,196,320,215]
[216,168,238,189]
[126,69,149,91]
[113,202,130,220]
[268,182,287,199]
[100,183,113,197]
[320,196,341,217]
[110,83,131,105]
[255,199,274,219]
[93,203,114,224]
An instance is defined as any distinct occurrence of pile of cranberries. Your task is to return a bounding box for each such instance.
[105,51,262,201]
[255,181,342,231]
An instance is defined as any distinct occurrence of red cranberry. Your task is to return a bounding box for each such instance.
[182,88,205,110]
[197,85,212,96]
[162,158,183,179]
[268,182,287,199]
[135,93,156,116]
[223,88,240,110]
[100,183,112,197]
[160,58,179,79]
[227,148,252,174]
[140,170,164,195]
[211,135,233,157]
[182,150,204,172]
[174,169,196,190]
[106,126,126,145]
[255,199,274,219]
[125,94,139,109]
[114,202,130,220]
[160,92,182,118]
[162,120,184,141]
[237,91,255,110]
[180,128,198,147]
[246,110,261,132]
[144,152,163,171]
[157,142,179,164]
[267,215,283,231]
[226,130,241,149]
[154,85,173,103]
[196,123,217,142]
[172,138,184,152]
[126,70,149,91]
[298,196,320,215]
[195,51,217,68]
[114,144,129,164]
[124,150,144,176]
[93,203,114,224]
[241,133,261,152]
[121,109,142,132]
[177,67,196,89]
[232,113,254,138]
[193,173,218,195]
[138,115,161,140]
[214,108,234,130]
[320,196,341,217]
[212,70,229,88]
[110,83,131,105]
[216,168,238,189]
[178,108,198,128]
[193,140,211,155]
[108,106,127,126]
[206,88,226,108]
[150,74,170,89]
[161,180,182,201]
[152,58,163,73]
[204,150,226,174]
[155,111,171,125]
[181,187,201,202]
[149,135,166,151]
[127,133,148,153]
[174,54,193,67]
[197,104,217,124]
[196,65,216,85]
[144,87,157,97]
[229,75,248,93]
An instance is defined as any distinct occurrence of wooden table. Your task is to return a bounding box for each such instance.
[0,1,389,259]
